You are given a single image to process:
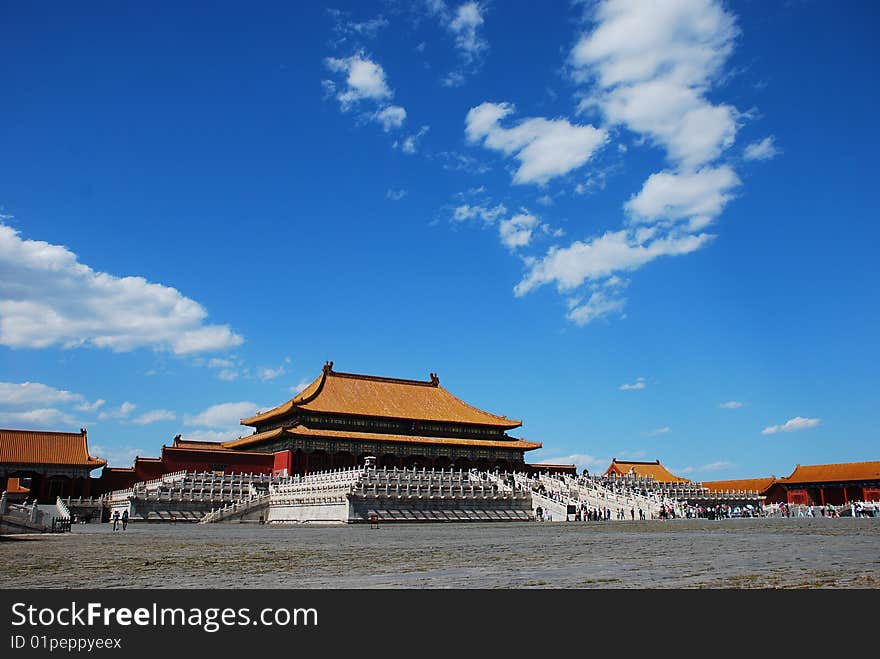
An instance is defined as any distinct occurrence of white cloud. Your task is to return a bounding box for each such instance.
[571,0,740,169]
[465,102,608,185]
[761,417,821,435]
[184,401,261,428]
[452,203,507,224]
[130,409,176,425]
[217,369,239,382]
[427,1,489,84]
[0,224,243,355]
[328,12,389,43]
[76,399,105,412]
[259,366,286,381]
[619,377,646,391]
[449,2,487,60]
[0,381,82,407]
[624,166,740,230]
[373,105,407,131]
[386,189,408,201]
[567,290,627,326]
[324,53,393,110]
[744,136,781,161]
[98,401,136,421]
[676,460,734,475]
[179,429,245,444]
[498,213,539,250]
[515,229,712,297]
[290,379,312,395]
[646,426,671,436]
[0,408,79,428]
[719,400,743,409]
[393,126,429,154]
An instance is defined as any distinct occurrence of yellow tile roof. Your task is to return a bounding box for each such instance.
[241,363,522,429]
[780,461,880,484]
[0,428,106,468]
[605,459,689,483]
[224,425,540,452]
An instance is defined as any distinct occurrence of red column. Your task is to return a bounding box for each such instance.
[843,487,849,504]
[820,488,825,505]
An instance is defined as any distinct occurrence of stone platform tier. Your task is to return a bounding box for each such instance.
[266,465,533,524]
[106,471,278,523]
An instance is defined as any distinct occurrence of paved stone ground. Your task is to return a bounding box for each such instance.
[2,518,878,588]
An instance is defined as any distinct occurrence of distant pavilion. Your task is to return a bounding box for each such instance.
[0,428,106,502]
[775,462,880,505]
[604,458,690,483]
[223,362,541,473]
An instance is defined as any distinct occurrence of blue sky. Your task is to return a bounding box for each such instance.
[1,1,878,480]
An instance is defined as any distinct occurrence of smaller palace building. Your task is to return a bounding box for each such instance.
[776,462,880,505]
[223,362,541,473]
[604,459,690,483]
[0,428,106,502]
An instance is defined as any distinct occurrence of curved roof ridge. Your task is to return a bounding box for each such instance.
[330,369,439,387]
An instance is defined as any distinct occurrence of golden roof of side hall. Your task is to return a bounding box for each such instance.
[779,461,880,485]
[701,477,778,494]
[223,425,541,452]
[0,428,106,468]
[604,459,690,483]
[241,362,522,429]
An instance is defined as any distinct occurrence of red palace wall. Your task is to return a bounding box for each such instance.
[160,448,273,475]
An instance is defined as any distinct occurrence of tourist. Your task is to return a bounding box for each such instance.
[121,509,129,530]
[630,508,635,520]
[111,510,120,531]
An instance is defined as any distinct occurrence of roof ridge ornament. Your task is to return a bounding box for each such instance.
[323,360,334,374]
[429,372,439,386]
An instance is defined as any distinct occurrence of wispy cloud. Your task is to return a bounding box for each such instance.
[98,401,136,421]
[761,416,821,435]
[184,402,261,428]
[619,377,646,391]
[719,400,744,409]
[646,426,670,436]
[290,379,313,395]
[426,1,489,85]
[743,136,781,161]
[130,409,176,425]
[676,460,734,476]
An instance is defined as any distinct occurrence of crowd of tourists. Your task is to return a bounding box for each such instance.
[768,501,879,518]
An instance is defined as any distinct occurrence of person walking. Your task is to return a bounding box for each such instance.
[111,510,120,531]
[121,509,129,531]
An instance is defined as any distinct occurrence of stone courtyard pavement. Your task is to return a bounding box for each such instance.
[2,518,878,588]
